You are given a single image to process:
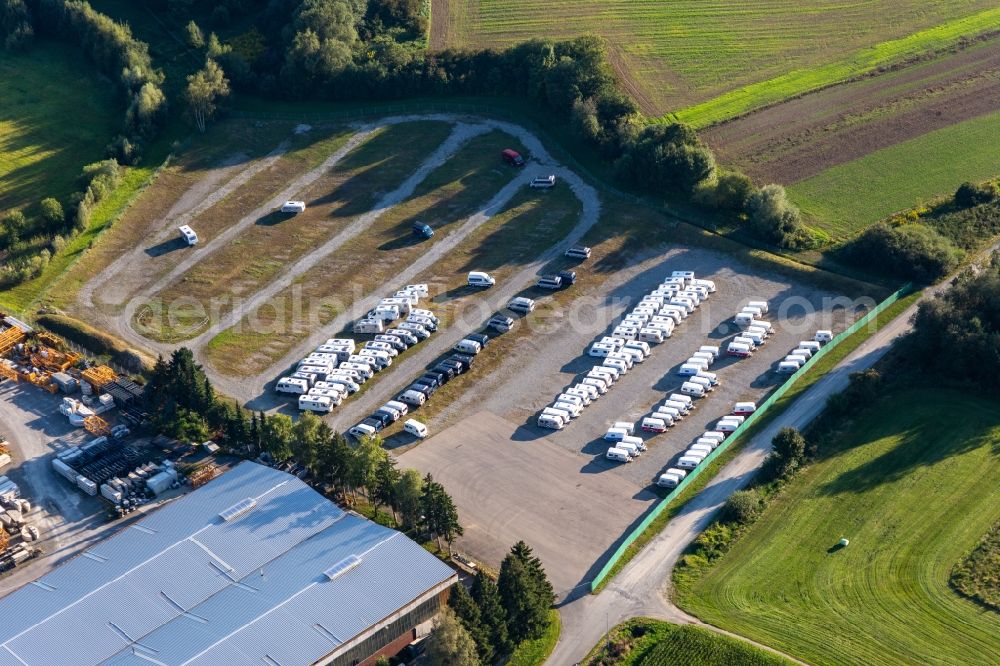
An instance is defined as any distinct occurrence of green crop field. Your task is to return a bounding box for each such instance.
[677,387,1000,666]
[581,618,791,666]
[788,110,1000,237]
[436,1,999,123]
[0,40,119,215]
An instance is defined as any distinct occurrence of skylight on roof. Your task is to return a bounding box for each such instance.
[323,555,361,581]
[219,497,257,522]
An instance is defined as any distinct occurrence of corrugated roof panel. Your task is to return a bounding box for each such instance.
[118,540,231,612]
[0,463,455,666]
[194,605,337,666]
[193,483,343,578]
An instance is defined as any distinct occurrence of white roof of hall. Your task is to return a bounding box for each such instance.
[0,461,455,666]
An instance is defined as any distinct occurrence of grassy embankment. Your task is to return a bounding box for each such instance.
[677,387,1000,666]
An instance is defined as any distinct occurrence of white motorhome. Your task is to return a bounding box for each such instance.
[564,387,593,405]
[688,376,714,392]
[692,279,716,293]
[727,342,752,358]
[398,389,426,406]
[604,427,628,442]
[403,419,428,437]
[603,358,629,374]
[746,300,769,314]
[298,395,333,413]
[454,339,483,355]
[671,270,695,282]
[606,447,631,463]
[815,329,834,343]
[680,382,706,398]
[799,340,821,353]
[678,363,702,376]
[668,393,694,409]
[276,377,309,394]
[777,361,800,374]
[677,455,704,470]
[178,225,198,246]
[281,201,306,213]
[354,318,384,334]
[657,468,688,488]
[582,377,609,394]
[552,401,582,418]
[538,414,565,430]
[734,312,755,328]
[639,328,665,343]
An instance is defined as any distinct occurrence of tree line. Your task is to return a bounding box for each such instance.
[146,347,463,548]
[430,541,556,665]
[0,159,120,287]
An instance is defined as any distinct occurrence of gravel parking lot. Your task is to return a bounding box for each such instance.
[396,245,858,589]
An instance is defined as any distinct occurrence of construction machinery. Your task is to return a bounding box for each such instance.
[188,464,221,488]
[0,363,17,384]
[0,326,25,357]
[81,366,117,390]
[84,415,111,437]
[29,346,81,374]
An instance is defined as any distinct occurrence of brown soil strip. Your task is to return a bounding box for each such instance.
[704,39,1000,184]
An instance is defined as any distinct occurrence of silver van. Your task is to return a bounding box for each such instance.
[454,339,482,355]
[398,389,427,406]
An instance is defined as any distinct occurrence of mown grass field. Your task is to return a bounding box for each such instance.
[677,387,1000,666]
[435,1,999,122]
[788,110,1000,237]
[0,40,119,216]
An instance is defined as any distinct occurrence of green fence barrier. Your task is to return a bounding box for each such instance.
[589,282,914,592]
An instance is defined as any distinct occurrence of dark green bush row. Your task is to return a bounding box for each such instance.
[907,253,1000,390]
[25,0,167,163]
[0,0,33,48]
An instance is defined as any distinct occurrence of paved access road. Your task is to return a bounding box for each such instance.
[546,291,923,666]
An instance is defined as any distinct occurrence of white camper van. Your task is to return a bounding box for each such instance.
[178,225,198,246]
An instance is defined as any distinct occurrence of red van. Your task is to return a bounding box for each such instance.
[501,148,525,167]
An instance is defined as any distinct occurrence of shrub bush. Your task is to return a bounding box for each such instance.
[721,489,762,525]
[843,222,962,283]
[746,184,809,249]
[954,181,998,208]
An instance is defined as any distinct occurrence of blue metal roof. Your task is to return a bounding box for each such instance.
[0,462,456,666]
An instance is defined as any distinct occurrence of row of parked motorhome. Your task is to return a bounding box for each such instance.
[727,299,773,358]
[539,271,716,431]
[604,388,699,462]
[276,284,435,414]
[776,330,833,373]
[653,400,759,486]
[352,283,436,335]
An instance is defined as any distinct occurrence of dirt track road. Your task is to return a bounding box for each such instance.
[196,114,601,407]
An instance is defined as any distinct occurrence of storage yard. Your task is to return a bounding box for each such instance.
[4,113,871,600]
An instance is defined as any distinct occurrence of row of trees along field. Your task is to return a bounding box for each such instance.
[435,541,556,665]
[144,347,463,549]
[1,0,810,293]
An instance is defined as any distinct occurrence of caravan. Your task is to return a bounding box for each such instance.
[276,377,309,395]
[298,395,333,414]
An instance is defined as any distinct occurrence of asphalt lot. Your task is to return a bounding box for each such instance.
[397,411,653,599]
[393,245,857,597]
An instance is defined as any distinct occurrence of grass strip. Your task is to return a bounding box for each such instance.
[507,610,561,666]
[0,164,158,314]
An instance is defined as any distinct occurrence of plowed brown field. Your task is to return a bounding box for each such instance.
[704,39,1000,185]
